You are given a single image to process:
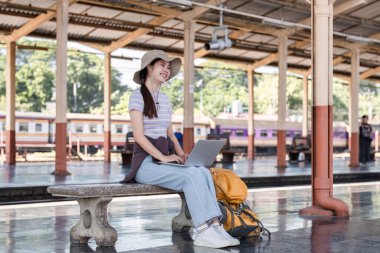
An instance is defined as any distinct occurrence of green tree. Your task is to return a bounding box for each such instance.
[161,77,184,113]
[359,82,380,121]
[66,51,124,113]
[254,73,278,115]
[16,60,55,111]
[194,61,248,117]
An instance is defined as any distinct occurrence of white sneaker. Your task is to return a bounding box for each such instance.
[212,223,240,246]
[193,224,231,248]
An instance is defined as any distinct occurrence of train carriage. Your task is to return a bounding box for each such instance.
[0,112,211,153]
[210,115,349,154]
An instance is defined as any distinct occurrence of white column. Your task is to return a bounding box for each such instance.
[247,66,255,160]
[183,20,195,154]
[104,52,111,162]
[277,34,288,168]
[300,0,348,217]
[5,42,16,165]
[54,0,69,175]
[349,48,360,166]
[302,75,308,137]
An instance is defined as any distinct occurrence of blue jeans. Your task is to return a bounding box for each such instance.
[135,156,222,227]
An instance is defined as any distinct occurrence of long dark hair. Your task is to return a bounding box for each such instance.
[140,58,161,119]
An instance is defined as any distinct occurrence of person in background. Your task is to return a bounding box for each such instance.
[120,50,239,249]
[359,115,373,164]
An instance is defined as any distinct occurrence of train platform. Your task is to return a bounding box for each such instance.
[0,156,380,203]
[0,181,379,252]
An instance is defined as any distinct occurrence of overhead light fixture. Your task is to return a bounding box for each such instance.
[161,0,192,6]
[204,4,233,51]
[262,18,295,28]
[346,35,372,44]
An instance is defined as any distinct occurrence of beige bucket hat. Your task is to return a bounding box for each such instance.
[133,50,182,84]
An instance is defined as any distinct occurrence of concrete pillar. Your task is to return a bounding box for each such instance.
[299,0,348,217]
[349,48,360,167]
[277,34,288,168]
[302,75,309,137]
[104,52,111,162]
[5,42,16,165]
[54,0,70,175]
[247,66,255,160]
[183,20,195,154]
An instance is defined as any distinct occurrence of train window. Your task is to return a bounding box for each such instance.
[272,130,277,137]
[1,123,4,131]
[89,124,97,133]
[75,124,83,133]
[35,123,42,132]
[286,131,292,137]
[294,132,301,137]
[19,122,28,132]
[236,129,245,137]
[260,130,267,137]
[222,129,231,135]
[115,124,123,134]
[196,128,201,135]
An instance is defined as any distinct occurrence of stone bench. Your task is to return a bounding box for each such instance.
[47,184,193,247]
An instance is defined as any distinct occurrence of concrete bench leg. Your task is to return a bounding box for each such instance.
[172,193,193,232]
[70,196,117,247]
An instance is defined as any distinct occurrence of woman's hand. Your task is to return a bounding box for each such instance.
[160,154,183,164]
[179,153,189,163]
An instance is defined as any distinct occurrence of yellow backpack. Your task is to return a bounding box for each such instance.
[210,168,271,239]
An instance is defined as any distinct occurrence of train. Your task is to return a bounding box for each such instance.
[209,115,350,154]
[0,112,210,153]
[1,111,378,155]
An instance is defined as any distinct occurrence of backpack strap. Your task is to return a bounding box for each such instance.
[223,201,237,234]
[241,208,271,240]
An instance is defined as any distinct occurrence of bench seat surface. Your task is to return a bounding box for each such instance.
[47,183,177,198]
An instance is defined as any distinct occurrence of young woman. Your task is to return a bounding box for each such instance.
[120,50,239,248]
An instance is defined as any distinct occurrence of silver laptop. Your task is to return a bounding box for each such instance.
[159,139,225,167]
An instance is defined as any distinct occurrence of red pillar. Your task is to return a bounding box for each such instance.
[349,133,359,167]
[55,123,68,174]
[247,66,255,160]
[5,42,16,165]
[277,130,287,168]
[53,0,70,175]
[276,34,288,168]
[103,52,112,162]
[183,128,194,154]
[183,20,195,154]
[299,0,348,217]
[5,130,15,164]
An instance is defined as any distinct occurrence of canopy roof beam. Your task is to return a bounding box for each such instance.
[3,0,77,43]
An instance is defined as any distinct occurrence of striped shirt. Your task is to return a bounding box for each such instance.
[129,88,172,139]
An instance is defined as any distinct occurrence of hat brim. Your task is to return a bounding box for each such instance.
[133,57,182,85]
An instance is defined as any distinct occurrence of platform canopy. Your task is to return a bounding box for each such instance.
[0,0,379,81]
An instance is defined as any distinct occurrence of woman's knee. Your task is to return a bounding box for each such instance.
[184,167,207,181]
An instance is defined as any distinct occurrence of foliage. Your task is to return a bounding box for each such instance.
[161,76,184,113]
[1,42,379,123]
[359,81,380,121]
[0,39,126,113]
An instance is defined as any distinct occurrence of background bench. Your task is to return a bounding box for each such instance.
[121,132,135,165]
[206,133,240,163]
[47,184,192,247]
[288,136,311,163]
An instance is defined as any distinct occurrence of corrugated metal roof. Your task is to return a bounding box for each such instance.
[117,11,155,24]
[10,0,56,9]
[85,6,122,19]
[0,14,29,27]
[88,28,126,40]
[0,0,378,81]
